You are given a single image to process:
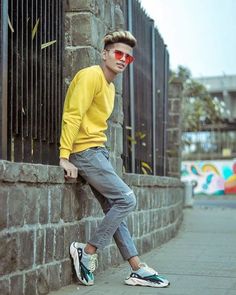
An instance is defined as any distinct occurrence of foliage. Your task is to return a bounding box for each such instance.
[171,66,225,132]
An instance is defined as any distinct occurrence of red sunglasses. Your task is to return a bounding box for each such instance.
[107,49,134,65]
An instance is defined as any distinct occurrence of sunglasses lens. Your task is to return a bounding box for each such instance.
[114,50,134,64]
[114,50,124,60]
[126,55,134,64]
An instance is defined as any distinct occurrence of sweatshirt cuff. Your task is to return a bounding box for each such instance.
[59,149,71,159]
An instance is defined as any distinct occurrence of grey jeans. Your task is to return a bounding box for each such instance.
[69,147,138,260]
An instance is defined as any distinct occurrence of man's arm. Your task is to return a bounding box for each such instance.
[59,69,100,178]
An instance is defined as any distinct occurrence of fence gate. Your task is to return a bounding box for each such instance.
[0,0,64,165]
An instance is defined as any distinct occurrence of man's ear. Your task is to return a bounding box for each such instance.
[101,49,106,61]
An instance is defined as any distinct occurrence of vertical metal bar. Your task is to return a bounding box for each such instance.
[50,0,54,143]
[0,0,8,159]
[9,0,14,160]
[127,0,135,173]
[151,23,156,175]
[163,47,168,176]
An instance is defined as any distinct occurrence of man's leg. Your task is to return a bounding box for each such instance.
[69,147,169,287]
[70,147,137,252]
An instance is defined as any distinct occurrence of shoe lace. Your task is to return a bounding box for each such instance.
[88,254,98,272]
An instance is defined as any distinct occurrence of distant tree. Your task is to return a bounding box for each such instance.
[170,66,224,132]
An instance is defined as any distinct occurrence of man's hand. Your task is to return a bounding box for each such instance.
[59,158,78,179]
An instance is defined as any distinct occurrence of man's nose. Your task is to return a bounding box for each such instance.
[120,54,126,62]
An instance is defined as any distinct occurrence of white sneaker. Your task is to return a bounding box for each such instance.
[70,242,98,286]
[125,263,170,288]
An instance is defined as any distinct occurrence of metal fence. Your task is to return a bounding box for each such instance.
[0,0,64,165]
[123,0,169,176]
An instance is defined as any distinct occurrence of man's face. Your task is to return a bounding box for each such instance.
[102,43,134,74]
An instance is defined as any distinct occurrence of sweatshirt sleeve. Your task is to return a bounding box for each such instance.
[59,69,100,159]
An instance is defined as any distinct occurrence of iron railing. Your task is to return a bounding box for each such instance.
[0,0,64,164]
[123,0,169,176]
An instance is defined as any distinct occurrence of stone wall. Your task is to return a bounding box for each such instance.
[0,160,184,295]
[64,0,125,177]
[0,1,185,294]
[166,80,183,178]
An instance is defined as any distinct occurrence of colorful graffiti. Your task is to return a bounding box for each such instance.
[181,159,236,195]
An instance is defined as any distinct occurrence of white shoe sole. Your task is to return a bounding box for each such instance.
[70,242,94,286]
[125,277,169,288]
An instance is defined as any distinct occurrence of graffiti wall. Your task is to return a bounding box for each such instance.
[181,159,236,195]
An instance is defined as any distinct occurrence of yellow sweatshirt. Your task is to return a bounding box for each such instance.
[59,65,115,159]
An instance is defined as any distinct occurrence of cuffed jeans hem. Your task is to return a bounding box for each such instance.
[118,246,139,261]
[87,239,107,252]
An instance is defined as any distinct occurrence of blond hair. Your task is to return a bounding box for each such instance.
[103,30,137,49]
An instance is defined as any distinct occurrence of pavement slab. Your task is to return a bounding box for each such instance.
[49,205,236,295]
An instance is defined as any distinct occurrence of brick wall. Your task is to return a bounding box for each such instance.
[0,160,184,295]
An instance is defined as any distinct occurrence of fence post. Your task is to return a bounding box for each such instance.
[151,22,156,175]
[0,0,8,160]
[127,0,136,173]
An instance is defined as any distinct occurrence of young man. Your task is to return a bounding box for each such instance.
[59,30,170,288]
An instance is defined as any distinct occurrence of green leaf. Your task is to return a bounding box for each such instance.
[41,40,57,49]
[141,161,152,172]
[141,167,148,174]
[32,18,40,40]
[127,136,137,144]
[8,16,14,32]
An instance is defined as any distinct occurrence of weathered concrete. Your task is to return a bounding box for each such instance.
[48,206,236,295]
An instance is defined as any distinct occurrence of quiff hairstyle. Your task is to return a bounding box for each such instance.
[103,30,137,49]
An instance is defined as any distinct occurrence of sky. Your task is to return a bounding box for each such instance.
[139,0,236,78]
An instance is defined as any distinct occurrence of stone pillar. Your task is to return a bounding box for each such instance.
[63,0,125,176]
[166,78,183,178]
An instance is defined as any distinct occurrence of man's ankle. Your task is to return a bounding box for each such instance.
[84,243,97,255]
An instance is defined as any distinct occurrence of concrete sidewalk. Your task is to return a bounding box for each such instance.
[49,207,236,295]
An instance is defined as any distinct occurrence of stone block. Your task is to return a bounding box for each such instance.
[3,161,21,182]
[18,231,34,270]
[64,225,79,258]
[110,244,122,267]
[114,3,125,29]
[142,233,152,252]
[110,94,123,124]
[48,166,65,183]
[24,187,39,224]
[19,163,48,183]
[61,186,73,222]
[0,278,10,295]
[45,227,54,263]
[37,267,50,295]
[64,47,99,84]
[25,270,37,295]
[64,15,71,46]
[104,0,115,28]
[0,189,8,230]
[48,264,61,291]
[54,227,64,261]
[0,233,18,275]
[168,80,183,98]
[60,260,73,286]
[65,0,97,13]
[8,186,26,227]
[36,229,45,265]
[10,274,23,295]
[168,114,180,128]
[39,188,49,224]
[70,13,97,47]
[50,186,62,223]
